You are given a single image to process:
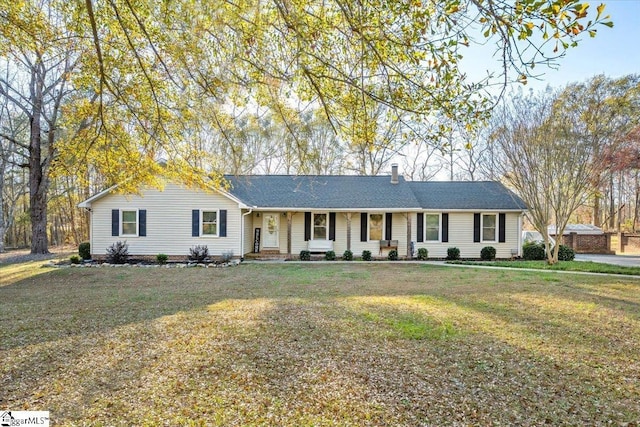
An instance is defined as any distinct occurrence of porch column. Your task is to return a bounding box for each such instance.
[406,213,412,258]
[287,212,293,257]
[346,212,352,251]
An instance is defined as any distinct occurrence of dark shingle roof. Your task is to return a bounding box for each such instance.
[408,181,527,210]
[225,175,421,209]
[225,175,526,211]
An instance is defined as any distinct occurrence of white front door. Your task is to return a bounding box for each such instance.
[263,213,280,249]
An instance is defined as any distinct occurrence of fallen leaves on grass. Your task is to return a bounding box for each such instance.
[1,264,639,425]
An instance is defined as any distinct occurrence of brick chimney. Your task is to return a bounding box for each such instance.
[391,163,399,184]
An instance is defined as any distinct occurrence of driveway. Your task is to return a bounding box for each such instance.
[575,253,640,267]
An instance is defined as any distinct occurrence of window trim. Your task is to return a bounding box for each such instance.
[200,209,220,237]
[311,212,328,240]
[368,212,385,241]
[481,213,498,243]
[424,212,441,242]
[120,209,139,237]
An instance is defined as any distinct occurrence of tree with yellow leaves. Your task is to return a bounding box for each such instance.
[0,0,613,253]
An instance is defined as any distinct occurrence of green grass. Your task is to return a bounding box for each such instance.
[1,262,639,425]
[0,260,55,287]
[451,259,640,276]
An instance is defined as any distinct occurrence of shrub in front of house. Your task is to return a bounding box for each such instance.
[106,241,129,264]
[156,254,169,264]
[417,248,428,260]
[221,251,234,263]
[362,250,372,261]
[78,241,91,260]
[343,250,353,261]
[557,244,575,261]
[325,250,336,261]
[70,255,81,264]
[446,247,460,260]
[388,249,398,260]
[480,246,496,261]
[522,241,545,260]
[300,250,311,261]
[189,245,209,262]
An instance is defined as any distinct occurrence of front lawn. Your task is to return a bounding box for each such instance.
[1,263,639,425]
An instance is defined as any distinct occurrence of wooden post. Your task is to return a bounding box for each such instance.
[406,213,412,258]
[287,212,293,257]
[618,231,624,254]
[346,212,352,251]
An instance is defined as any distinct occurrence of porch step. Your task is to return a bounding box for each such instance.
[244,251,288,261]
[260,249,281,255]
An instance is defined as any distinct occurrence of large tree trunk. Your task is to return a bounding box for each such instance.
[29,82,49,254]
[30,179,49,254]
[0,171,5,253]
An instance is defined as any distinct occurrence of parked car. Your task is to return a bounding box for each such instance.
[522,230,556,247]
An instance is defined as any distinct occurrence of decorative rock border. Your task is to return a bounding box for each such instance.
[48,260,241,268]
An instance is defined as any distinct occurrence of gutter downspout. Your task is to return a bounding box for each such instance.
[241,208,254,261]
[81,207,93,258]
[518,212,525,257]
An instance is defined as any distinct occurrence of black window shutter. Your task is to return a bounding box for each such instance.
[499,213,506,243]
[360,213,368,242]
[304,212,311,241]
[139,210,147,237]
[473,213,481,242]
[192,210,200,237]
[111,209,119,236]
[385,213,393,240]
[329,212,336,241]
[416,213,424,243]
[220,210,227,237]
[442,213,449,243]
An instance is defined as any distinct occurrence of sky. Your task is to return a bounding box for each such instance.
[463,0,640,92]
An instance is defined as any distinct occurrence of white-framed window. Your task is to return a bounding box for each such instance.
[369,213,384,241]
[201,210,219,236]
[482,213,497,242]
[425,213,440,241]
[312,212,328,240]
[121,210,138,236]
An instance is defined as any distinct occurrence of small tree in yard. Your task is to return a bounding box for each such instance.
[491,90,610,264]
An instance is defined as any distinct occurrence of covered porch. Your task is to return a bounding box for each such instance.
[244,210,415,259]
